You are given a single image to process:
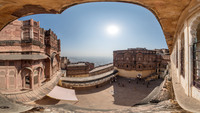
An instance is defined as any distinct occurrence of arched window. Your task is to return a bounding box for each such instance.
[33,69,39,85]
[126,57,129,60]
[21,68,32,89]
[8,70,15,89]
[193,24,200,82]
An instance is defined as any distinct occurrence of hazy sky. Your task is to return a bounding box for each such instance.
[19,2,167,57]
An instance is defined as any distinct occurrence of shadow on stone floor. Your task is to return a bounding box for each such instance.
[112,76,163,106]
[35,96,60,105]
[75,82,113,94]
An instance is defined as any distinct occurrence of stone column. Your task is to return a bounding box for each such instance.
[38,68,41,87]
[178,37,181,83]
[184,25,189,96]
[31,72,34,90]
[15,70,18,90]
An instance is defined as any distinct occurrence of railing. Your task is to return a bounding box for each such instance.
[193,42,200,88]
[194,80,200,89]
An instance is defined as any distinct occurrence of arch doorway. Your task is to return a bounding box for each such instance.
[21,68,32,89]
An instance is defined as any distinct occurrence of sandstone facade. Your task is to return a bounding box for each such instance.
[0,19,61,93]
[60,57,70,70]
[66,62,94,77]
[2,0,200,112]
[113,48,169,78]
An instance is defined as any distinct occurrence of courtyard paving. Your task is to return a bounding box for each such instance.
[34,76,163,109]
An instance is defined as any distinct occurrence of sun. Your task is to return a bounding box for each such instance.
[106,25,119,36]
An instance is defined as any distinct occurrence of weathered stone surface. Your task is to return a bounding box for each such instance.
[0,0,193,52]
[134,74,173,106]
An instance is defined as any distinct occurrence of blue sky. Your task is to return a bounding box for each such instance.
[19,2,167,57]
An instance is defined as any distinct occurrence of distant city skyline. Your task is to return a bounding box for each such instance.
[19,2,167,57]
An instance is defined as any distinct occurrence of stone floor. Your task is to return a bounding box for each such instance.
[0,93,32,113]
[24,100,187,113]
[0,76,189,113]
[34,77,163,109]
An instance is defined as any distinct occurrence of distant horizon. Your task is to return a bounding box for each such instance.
[19,2,167,57]
[61,47,168,58]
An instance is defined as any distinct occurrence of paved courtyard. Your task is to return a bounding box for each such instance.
[34,76,163,110]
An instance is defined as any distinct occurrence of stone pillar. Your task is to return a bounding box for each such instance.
[31,72,34,90]
[22,73,25,89]
[38,68,41,87]
[178,37,181,83]
[5,62,9,90]
[184,24,189,96]
[15,71,18,90]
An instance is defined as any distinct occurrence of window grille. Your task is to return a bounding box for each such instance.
[181,37,185,77]
[193,40,200,88]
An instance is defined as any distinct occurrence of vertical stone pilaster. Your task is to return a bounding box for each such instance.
[31,72,34,90]
[184,25,189,96]
[178,37,181,83]
[38,68,41,87]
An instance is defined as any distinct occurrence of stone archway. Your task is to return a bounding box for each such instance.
[20,67,33,89]
[0,0,192,53]
[136,63,143,71]
[187,10,200,96]
[33,67,44,87]
[136,53,143,61]
[51,52,59,75]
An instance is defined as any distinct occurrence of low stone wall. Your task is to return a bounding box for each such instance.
[115,67,156,78]
[89,63,113,76]
[66,74,89,77]
[61,70,118,89]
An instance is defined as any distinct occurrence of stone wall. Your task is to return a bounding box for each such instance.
[115,67,155,78]
[61,70,118,89]
[66,62,94,77]
[89,63,113,76]
[60,57,70,70]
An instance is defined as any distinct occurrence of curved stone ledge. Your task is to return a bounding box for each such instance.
[172,73,200,112]
[89,63,113,76]
[61,70,118,88]
[2,70,64,103]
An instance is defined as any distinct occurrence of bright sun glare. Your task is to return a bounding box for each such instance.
[106,25,119,36]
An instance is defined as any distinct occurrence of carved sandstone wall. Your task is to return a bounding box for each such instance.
[113,48,169,78]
